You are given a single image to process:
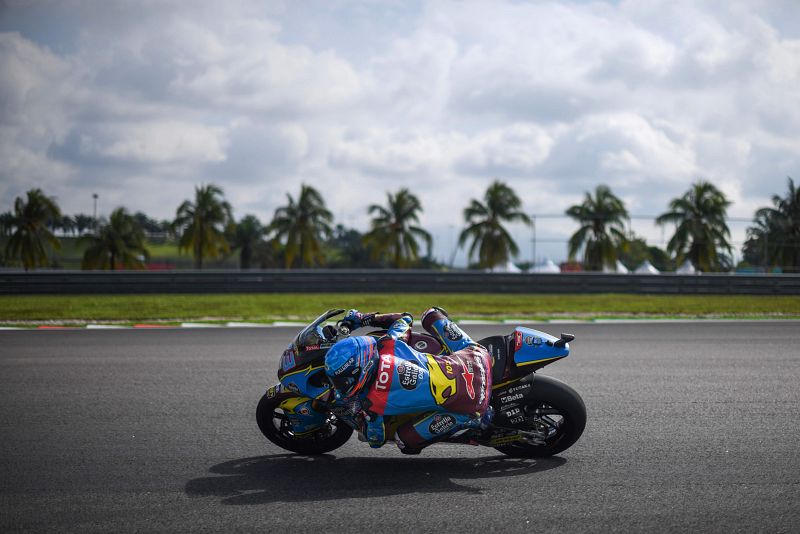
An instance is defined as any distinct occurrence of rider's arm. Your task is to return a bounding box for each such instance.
[344,309,413,330]
[385,314,412,341]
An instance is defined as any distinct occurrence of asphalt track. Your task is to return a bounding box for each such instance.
[1,321,798,533]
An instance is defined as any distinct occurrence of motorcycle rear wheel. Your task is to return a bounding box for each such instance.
[256,394,353,455]
[495,375,586,458]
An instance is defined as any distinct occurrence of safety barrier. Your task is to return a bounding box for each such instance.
[1,270,799,295]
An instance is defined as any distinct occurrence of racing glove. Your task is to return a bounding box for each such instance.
[342,309,377,331]
[362,412,386,448]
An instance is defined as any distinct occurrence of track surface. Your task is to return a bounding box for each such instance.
[1,322,799,533]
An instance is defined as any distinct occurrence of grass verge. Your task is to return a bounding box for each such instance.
[1,293,799,325]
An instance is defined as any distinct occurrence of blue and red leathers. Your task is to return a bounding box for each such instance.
[325,308,493,451]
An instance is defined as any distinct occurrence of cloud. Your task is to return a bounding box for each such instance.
[1,0,799,265]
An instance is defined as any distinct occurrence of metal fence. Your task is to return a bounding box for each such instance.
[2,270,799,295]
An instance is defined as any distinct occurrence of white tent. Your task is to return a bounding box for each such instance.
[489,261,522,273]
[676,260,698,274]
[532,259,560,273]
[603,260,629,274]
[634,260,660,274]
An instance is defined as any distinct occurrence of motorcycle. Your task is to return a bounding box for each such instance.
[256,309,586,457]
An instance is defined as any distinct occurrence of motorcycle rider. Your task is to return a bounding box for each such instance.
[324,307,493,454]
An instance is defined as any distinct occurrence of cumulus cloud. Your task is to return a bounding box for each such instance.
[1,0,799,264]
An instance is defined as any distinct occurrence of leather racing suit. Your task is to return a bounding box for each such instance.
[325,308,493,452]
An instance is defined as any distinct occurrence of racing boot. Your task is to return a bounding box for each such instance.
[422,306,472,354]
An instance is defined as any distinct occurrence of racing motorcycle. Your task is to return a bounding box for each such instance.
[256,309,586,457]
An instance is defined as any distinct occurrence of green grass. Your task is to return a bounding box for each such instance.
[1,293,798,325]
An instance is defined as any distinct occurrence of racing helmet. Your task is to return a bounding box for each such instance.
[324,336,377,398]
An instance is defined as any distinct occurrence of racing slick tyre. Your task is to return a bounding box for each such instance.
[257,393,353,455]
[495,374,586,458]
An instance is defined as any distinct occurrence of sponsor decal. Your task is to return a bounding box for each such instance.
[489,433,524,446]
[304,344,320,351]
[298,405,310,415]
[499,392,524,405]
[285,382,300,394]
[509,415,525,424]
[375,353,395,392]
[366,340,396,414]
[280,349,296,371]
[414,340,429,351]
[397,361,421,390]
[462,360,475,400]
[443,322,464,341]
[477,356,487,405]
[428,414,457,435]
[524,336,543,347]
[506,383,531,395]
[514,330,523,350]
[504,407,521,418]
[266,385,279,399]
[334,357,356,376]
[426,355,457,405]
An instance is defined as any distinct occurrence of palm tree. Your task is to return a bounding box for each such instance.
[363,189,432,268]
[458,180,531,269]
[230,214,267,269]
[81,207,150,270]
[173,184,233,269]
[4,188,62,271]
[73,214,96,236]
[656,181,732,272]
[744,177,800,272]
[0,211,13,236]
[566,185,629,271]
[269,184,333,268]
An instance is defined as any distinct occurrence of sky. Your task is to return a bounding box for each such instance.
[1,0,799,266]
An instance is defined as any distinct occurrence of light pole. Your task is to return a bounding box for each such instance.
[448,224,457,268]
[92,193,98,232]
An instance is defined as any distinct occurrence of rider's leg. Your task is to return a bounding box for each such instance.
[421,307,474,354]
[394,410,478,453]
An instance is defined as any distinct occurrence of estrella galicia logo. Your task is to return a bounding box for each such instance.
[396,361,421,390]
[443,322,463,341]
[428,414,457,435]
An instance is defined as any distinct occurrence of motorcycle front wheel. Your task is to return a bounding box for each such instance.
[495,374,586,458]
[256,393,353,455]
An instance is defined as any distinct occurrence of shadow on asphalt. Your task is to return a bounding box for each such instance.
[185,454,566,505]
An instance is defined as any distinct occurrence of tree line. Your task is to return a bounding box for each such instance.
[1,178,799,272]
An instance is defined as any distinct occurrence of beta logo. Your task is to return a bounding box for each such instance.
[397,362,421,390]
[500,392,524,404]
[428,414,457,435]
[374,353,395,392]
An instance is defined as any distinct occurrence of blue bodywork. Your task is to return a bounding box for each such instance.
[511,327,569,367]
